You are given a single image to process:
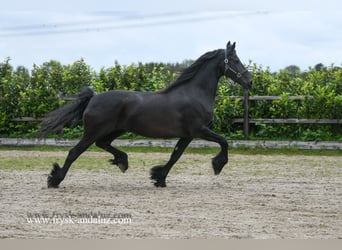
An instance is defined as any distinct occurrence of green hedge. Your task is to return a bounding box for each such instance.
[214,63,342,140]
[0,58,341,140]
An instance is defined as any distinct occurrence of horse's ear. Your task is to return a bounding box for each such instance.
[227,41,231,47]
[232,42,236,49]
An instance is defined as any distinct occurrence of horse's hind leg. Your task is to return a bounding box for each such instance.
[150,137,192,187]
[95,131,129,173]
[48,136,95,188]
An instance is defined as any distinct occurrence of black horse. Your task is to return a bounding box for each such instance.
[39,41,252,188]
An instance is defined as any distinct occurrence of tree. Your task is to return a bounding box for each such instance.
[284,65,301,76]
[314,63,325,71]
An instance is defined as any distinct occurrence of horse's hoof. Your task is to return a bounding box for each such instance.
[47,175,60,188]
[118,163,128,173]
[109,158,128,173]
[47,163,63,188]
[153,178,167,187]
[150,165,167,187]
[212,157,227,175]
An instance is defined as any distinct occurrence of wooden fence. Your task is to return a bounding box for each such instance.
[8,91,342,139]
[232,90,341,138]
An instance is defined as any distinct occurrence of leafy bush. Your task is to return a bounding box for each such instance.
[0,58,341,141]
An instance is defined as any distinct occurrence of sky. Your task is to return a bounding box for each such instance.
[1,0,342,72]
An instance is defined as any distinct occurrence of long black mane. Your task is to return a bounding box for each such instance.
[162,49,222,92]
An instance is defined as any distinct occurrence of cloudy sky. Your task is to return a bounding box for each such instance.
[1,0,341,72]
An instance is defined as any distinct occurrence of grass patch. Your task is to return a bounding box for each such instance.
[1,147,340,176]
[0,155,114,171]
[0,145,341,156]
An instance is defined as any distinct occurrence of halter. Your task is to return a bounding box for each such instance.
[224,48,248,79]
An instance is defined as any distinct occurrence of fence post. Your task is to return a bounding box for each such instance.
[243,89,250,139]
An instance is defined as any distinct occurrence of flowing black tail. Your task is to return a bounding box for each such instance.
[38,87,95,138]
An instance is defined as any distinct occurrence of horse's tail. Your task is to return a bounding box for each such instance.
[38,87,95,138]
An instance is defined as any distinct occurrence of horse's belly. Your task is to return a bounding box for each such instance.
[125,109,186,138]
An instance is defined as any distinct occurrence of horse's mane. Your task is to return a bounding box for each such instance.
[162,49,222,92]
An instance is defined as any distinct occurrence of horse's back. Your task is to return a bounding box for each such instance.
[83,90,150,123]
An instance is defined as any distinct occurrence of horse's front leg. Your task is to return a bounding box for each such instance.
[150,137,192,187]
[199,127,228,175]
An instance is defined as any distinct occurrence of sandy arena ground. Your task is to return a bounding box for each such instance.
[0,150,341,239]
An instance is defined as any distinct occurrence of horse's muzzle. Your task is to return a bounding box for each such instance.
[243,81,252,90]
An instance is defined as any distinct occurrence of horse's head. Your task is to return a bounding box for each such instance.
[224,41,252,90]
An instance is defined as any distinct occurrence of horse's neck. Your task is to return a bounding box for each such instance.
[183,58,224,102]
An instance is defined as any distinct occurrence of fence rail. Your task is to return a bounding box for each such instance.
[232,118,341,124]
[10,117,43,122]
[232,91,341,138]
[229,95,313,101]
